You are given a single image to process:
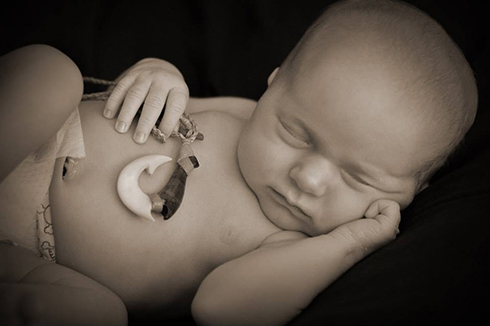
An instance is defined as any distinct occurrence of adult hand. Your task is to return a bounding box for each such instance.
[103,58,189,144]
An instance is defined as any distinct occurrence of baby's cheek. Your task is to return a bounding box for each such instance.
[247,131,283,165]
[238,130,270,179]
[330,191,372,226]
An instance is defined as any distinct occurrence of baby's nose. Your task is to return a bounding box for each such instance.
[289,155,337,197]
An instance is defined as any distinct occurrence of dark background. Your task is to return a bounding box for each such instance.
[1,1,489,325]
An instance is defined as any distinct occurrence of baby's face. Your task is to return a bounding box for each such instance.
[238,52,435,236]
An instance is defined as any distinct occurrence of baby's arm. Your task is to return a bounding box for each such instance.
[192,199,400,326]
[0,244,127,326]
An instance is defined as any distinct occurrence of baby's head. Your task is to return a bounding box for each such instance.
[237,0,477,236]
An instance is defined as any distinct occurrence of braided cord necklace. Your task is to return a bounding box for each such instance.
[82,77,203,220]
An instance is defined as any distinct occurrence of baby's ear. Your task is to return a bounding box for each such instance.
[267,67,280,86]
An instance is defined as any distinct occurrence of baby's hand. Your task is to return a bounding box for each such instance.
[330,199,401,261]
[103,58,189,144]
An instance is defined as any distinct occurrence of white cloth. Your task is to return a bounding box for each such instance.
[0,108,85,260]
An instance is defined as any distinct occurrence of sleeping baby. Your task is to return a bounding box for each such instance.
[0,0,477,325]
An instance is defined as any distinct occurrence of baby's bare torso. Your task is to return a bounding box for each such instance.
[49,99,279,318]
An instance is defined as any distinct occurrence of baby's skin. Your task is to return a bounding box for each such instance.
[52,53,409,324]
[51,97,400,323]
[1,46,402,326]
[2,0,477,323]
[50,97,280,318]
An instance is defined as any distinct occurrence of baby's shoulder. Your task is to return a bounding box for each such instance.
[195,108,244,126]
[187,96,256,120]
[193,108,248,144]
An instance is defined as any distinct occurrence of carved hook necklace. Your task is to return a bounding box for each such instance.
[82,77,203,221]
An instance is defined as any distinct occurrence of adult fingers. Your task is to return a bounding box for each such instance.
[115,80,151,133]
[103,74,136,119]
[157,86,189,138]
[133,84,169,143]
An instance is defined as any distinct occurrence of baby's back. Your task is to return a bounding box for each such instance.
[49,99,279,318]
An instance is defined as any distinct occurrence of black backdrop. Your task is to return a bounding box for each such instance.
[1,1,489,325]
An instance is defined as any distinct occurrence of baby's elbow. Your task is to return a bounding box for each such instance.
[192,291,261,326]
[192,291,241,326]
[191,294,221,326]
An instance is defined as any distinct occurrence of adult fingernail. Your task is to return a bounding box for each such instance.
[116,121,127,133]
[103,109,112,118]
[134,131,146,143]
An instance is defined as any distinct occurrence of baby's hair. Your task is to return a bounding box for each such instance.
[281,0,478,187]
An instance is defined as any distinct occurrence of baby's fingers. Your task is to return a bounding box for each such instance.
[364,199,401,238]
[103,74,136,119]
[365,199,400,219]
[115,80,152,134]
[157,86,189,138]
[133,84,169,143]
[328,199,401,263]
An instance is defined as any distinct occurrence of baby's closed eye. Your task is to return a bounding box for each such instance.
[279,120,310,147]
[341,169,371,188]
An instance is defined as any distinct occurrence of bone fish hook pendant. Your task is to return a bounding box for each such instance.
[117,112,202,221]
[117,155,172,222]
[116,144,200,221]
[150,142,199,220]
